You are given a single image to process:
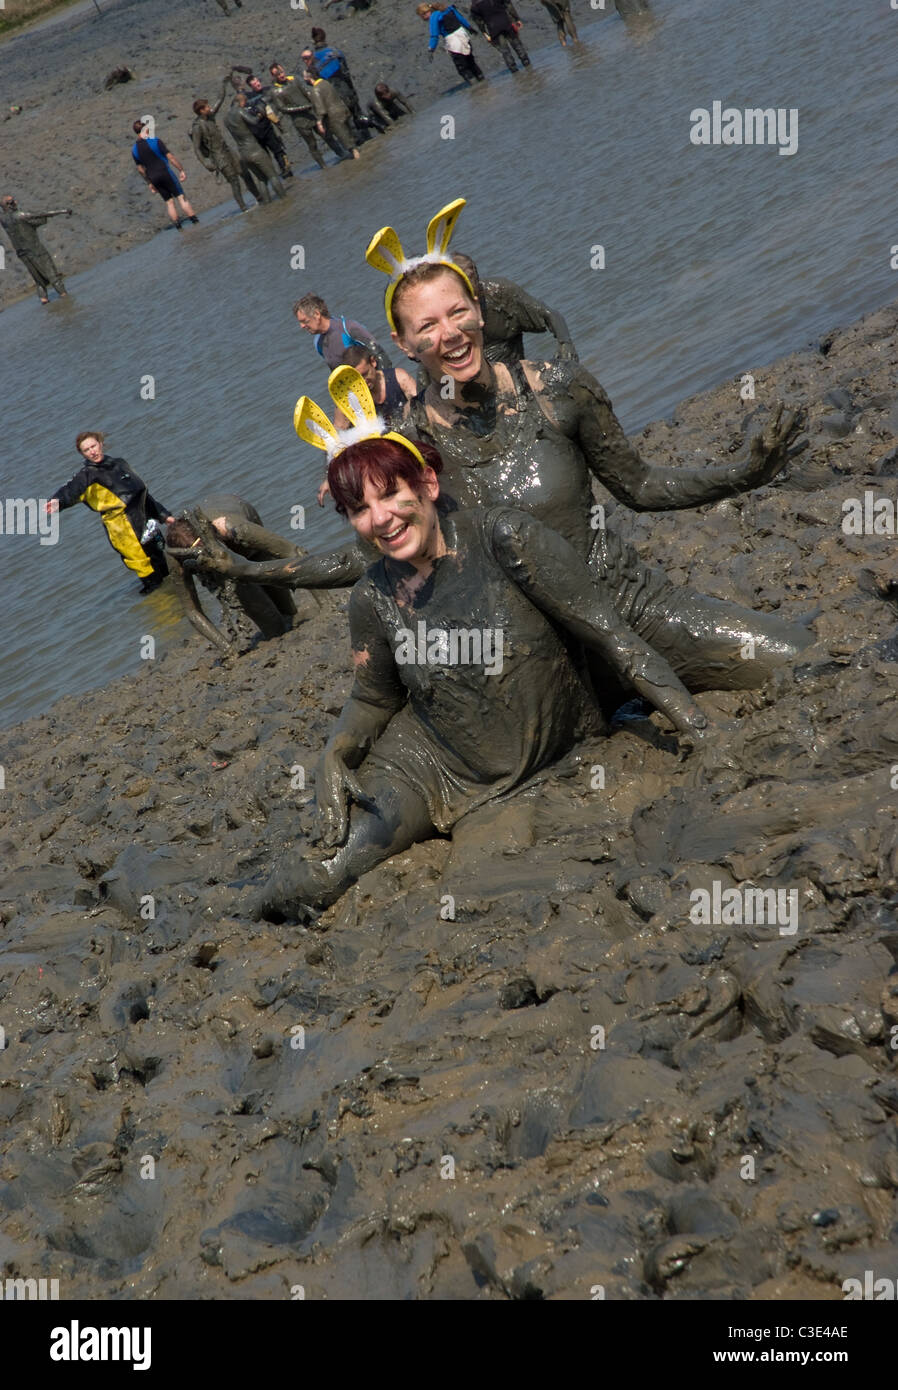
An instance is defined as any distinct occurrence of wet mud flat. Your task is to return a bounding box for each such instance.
[3,301,898,1300]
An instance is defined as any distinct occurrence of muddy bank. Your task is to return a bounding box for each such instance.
[2,299,898,1299]
[0,0,575,307]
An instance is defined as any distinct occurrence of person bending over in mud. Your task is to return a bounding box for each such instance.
[177,199,813,703]
[220,372,709,922]
[164,495,317,654]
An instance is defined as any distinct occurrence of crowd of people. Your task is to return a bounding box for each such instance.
[0,3,589,297]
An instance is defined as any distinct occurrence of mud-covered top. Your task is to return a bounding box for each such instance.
[344,504,604,828]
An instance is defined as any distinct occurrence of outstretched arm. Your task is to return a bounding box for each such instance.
[22,209,70,224]
[489,507,708,735]
[567,365,801,510]
[166,554,232,655]
[316,582,407,845]
[167,507,373,589]
[48,467,90,511]
[210,77,231,116]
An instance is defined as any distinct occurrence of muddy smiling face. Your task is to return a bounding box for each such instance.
[394,270,484,387]
[346,472,441,567]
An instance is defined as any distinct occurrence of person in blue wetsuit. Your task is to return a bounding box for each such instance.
[416,3,484,84]
[131,122,198,229]
[310,25,363,121]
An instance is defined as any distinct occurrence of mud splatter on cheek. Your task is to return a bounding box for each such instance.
[415,337,435,354]
[458,318,480,334]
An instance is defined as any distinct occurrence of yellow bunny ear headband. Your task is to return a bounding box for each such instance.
[294,365,428,470]
[365,196,477,333]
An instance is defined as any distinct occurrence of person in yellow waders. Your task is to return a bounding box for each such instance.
[46,431,171,592]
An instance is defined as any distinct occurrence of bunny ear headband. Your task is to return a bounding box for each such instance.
[365,197,476,332]
[294,365,428,469]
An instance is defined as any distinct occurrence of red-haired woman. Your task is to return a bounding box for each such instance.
[239,434,707,922]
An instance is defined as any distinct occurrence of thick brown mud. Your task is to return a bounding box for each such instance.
[2,300,898,1299]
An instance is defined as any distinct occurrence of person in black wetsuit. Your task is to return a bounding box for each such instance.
[46,431,170,591]
[212,421,707,922]
[337,346,416,427]
[131,123,198,229]
[245,76,291,178]
[471,0,530,73]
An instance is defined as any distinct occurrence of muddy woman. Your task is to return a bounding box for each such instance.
[220,367,709,921]
[179,198,813,700]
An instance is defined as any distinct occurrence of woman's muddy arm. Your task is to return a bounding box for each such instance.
[489,508,708,735]
[169,509,374,589]
[316,585,407,845]
[571,368,800,509]
[218,518,308,560]
[166,554,232,654]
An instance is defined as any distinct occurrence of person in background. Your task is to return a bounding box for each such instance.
[268,63,332,168]
[370,83,413,123]
[164,498,316,654]
[309,25,363,123]
[416,3,484,84]
[224,93,287,200]
[0,195,71,304]
[245,75,292,177]
[540,0,579,45]
[293,294,387,369]
[191,86,259,211]
[303,69,359,160]
[471,0,530,72]
[131,122,198,229]
[46,431,170,592]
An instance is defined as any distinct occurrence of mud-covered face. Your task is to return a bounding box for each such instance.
[357,356,378,389]
[345,470,441,568]
[271,65,287,82]
[393,272,484,386]
[79,436,104,464]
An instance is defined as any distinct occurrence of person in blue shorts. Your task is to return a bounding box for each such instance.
[131,122,198,229]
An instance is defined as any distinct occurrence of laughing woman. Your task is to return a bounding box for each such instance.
[242,369,708,921]
[374,199,813,694]
[176,200,813,695]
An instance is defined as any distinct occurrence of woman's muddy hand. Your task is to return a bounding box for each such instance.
[317,750,368,849]
[745,402,805,487]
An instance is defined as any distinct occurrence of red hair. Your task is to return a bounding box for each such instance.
[328,436,442,516]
